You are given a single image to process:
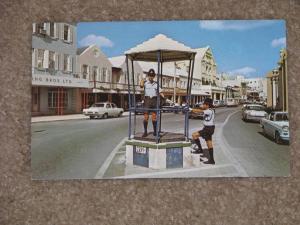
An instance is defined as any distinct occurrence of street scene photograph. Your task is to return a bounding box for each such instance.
[31,20,289,179]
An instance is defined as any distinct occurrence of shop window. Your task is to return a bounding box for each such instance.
[48,89,68,109]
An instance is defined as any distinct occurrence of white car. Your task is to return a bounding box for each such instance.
[213,100,221,108]
[260,112,289,144]
[242,104,267,122]
[226,98,238,107]
[83,102,124,119]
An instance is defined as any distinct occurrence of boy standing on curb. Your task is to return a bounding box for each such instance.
[191,98,216,165]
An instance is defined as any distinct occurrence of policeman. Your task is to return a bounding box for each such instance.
[139,69,164,137]
[191,98,216,164]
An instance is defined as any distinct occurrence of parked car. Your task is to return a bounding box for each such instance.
[260,111,289,144]
[173,103,182,114]
[135,101,144,115]
[189,103,204,119]
[213,100,221,108]
[226,98,238,107]
[242,104,267,122]
[162,99,176,113]
[83,102,124,119]
[219,100,225,107]
[242,103,249,112]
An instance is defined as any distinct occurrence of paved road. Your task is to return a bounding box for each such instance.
[31,107,237,179]
[32,107,290,179]
[223,111,290,176]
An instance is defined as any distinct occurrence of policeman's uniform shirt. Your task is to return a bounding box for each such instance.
[203,109,215,126]
[144,80,161,98]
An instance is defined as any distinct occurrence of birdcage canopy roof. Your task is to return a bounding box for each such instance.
[125,34,196,62]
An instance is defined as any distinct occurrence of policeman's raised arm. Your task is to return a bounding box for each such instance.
[140,78,145,88]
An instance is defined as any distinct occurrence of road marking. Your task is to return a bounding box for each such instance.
[94,137,127,179]
[218,110,249,177]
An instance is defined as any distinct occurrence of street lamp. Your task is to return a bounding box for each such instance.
[173,61,185,104]
[93,69,96,104]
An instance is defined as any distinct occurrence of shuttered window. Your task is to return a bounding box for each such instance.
[37,49,44,69]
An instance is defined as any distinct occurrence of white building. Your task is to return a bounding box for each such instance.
[32,22,89,116]
[244,77,267,100]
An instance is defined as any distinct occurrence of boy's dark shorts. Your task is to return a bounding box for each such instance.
[198,125,215,141]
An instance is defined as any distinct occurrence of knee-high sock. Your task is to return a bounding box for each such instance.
[194,139,203,151]
[152,121,157,135]
[143,120,148,134]
[208,148,215,162]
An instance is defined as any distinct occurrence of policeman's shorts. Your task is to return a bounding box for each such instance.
[144,97,157,113]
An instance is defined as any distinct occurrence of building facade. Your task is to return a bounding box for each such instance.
[109,56,144,109]
[77,45,113,108]
[266,48,288,111]
[32,22,89,116]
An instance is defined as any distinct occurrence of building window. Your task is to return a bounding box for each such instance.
[48,89,68,109]
[49,22,56,38]
[49,51,55,70]
[102,68,107,82]
[63,24,72,42]
[82,65,88,79]
[92,66,98,81]
[37,49,44,69]
[63,54,72,72]
[34,23,47,35]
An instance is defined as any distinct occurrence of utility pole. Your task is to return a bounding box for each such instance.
[174,62,177,103]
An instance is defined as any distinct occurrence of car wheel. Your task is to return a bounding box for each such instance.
[118,112,123,117]
[89,116,95,119]
[275,132,281,144]
[102,113,108,119]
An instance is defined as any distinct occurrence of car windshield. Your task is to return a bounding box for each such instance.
[92,103,104,107]
[247,106,264,111]
[276,113,289,121]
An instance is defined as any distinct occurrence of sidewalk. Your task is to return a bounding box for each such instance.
[31,112,130,123]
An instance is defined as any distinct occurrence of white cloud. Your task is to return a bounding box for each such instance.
[79,34,114,48]
[199,20,274,31]
[271,37,286,48]
[228,67,256,76]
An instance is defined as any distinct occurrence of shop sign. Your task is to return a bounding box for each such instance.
[32,74,89,88]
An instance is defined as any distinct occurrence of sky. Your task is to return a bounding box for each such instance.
[77,20,286,78]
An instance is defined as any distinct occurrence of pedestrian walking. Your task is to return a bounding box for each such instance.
[191,98,216,164]
[139,69,164,137]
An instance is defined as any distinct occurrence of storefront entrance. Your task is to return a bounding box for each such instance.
[31,87,40,113]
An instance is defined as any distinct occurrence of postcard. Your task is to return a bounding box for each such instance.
[31,20,289,179]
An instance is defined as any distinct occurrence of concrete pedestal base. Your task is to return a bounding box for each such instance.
[125,139,192,169]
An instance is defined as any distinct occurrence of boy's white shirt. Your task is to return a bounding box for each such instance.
[203,109,215,126]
